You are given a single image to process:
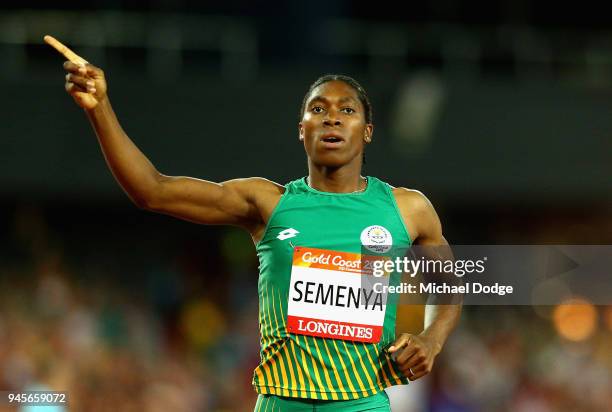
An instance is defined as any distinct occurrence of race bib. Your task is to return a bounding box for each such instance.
[286,247,389,343]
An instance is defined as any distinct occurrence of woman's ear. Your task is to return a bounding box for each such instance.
[364,124,374,143]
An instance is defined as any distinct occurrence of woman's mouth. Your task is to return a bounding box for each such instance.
[320,134,345,147]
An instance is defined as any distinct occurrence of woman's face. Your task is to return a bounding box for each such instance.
[299,80,372,168]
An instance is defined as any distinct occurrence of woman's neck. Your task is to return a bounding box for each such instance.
[307,164,366,193]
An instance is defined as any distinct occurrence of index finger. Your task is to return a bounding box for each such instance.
[44,35,88,65]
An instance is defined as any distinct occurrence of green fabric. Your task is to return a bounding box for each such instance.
[254,391,391,411]
[253,177,411,400]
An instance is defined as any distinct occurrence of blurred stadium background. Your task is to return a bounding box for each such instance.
[0,1,611,411]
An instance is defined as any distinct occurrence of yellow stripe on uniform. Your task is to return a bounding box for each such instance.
[259,287,270,347]
[341,340,369,397]
[312,338,339,400]
[253,365,267,388]
[295,335,322,398]
[370,344,393,387]
[331,339,359,396]
[361,343,389,389]
[270,287,291,397]
[384,352,404,384]
[263,287,283,393]
[289,339,309,398]
[322,339,350,400]
[261,287,282,358]
[275,288,300,398]
[354,345,377,395]
[257,289,275,387]
[302,336,330,399]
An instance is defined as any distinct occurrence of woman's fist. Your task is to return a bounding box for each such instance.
[63,61,107,110]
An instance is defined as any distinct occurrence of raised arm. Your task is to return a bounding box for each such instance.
[45,35,282,234]
[388,188,462,381]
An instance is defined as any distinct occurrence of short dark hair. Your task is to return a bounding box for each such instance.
[299,74,373,123]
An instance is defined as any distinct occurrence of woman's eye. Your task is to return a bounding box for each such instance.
[312,106,324,113]
[342,108,355,114]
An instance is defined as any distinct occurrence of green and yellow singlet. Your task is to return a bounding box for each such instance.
[253,176,411,400]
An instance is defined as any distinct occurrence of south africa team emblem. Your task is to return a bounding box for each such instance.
[360,225,393,253]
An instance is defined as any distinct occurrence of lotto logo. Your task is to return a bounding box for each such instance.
[277,228,299,240]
